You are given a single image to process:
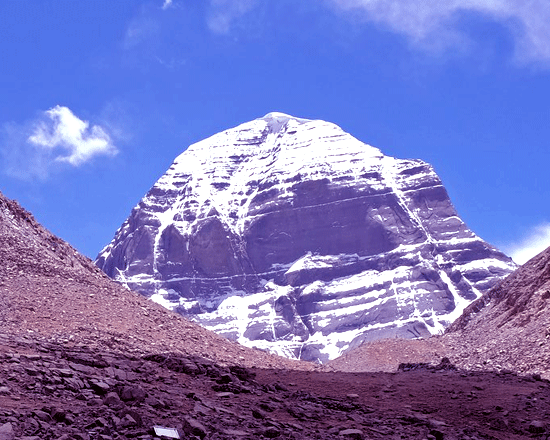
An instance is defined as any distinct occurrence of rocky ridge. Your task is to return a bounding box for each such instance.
[444,245,550,375]
[0,190,309,371]
[96,112,515,362]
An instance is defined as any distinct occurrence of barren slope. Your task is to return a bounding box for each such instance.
[444,245,550,375]
[0,191,311,371]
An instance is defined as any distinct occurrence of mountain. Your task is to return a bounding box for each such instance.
[0,189,307,370]
[96,112,516,363]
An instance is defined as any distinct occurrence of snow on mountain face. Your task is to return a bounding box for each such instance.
[96,113,516,363]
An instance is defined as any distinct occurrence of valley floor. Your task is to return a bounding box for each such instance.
[0,334,548,440]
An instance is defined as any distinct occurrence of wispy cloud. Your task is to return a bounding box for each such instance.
[123,13,159,50]
[207,0,259,34]
[162,0,173,10]
[502,222,550,265]
[0,106,118,180]
[327,0,550,65]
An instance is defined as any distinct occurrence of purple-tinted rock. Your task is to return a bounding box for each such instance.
[96,113,516,363]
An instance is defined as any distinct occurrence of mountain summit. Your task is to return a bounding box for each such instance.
[96,113,515,362]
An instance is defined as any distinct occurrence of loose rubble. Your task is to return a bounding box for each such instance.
[1,334,550,439]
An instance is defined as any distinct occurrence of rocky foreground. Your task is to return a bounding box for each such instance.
[3,176,550,439]
[1,333,550,440]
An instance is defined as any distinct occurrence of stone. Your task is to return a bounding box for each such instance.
[33,410,51,421]
[43,385,56,394]
[528,420,546,434]
[51,408,67,423]
[429,430,444,440]
[119,414,137,428]
[69,362,95,375]
[223,430,248,437]
[57,369,74,377]
[91,380,110,395]
[144,396,163,408]
[23,419,39,435]
[88,398,103,406]
[216,374,234,384]
[182,417,207,439]
[120,386,147,402]
[118,409,142,427]
[262,427,281,438]
[0,423,14,440]
[339,428,363,439]
[64,377,85,391]
[252,409,267,419]
[103,392,123,408]
[259,402,276,412]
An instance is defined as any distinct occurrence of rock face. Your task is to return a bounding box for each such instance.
[96,112,515,362]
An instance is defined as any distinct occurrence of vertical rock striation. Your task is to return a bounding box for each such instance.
[96,113,515,362]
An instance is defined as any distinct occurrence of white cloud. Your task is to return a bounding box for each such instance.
[136,0,550,65]
[28,106,117,166]
[502,223,550,265]
[328,0,550,64]
[207,0,259,34]
[1,106,117,180]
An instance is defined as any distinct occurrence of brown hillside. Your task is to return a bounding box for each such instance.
[0,191,311,371]
[444,246,550,375]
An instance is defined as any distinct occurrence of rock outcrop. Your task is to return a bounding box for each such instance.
[96,112,515,362]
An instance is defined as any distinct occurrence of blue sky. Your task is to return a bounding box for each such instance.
[1,0,549,264]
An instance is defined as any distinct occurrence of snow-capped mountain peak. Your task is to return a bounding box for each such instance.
[96,114,516,363]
